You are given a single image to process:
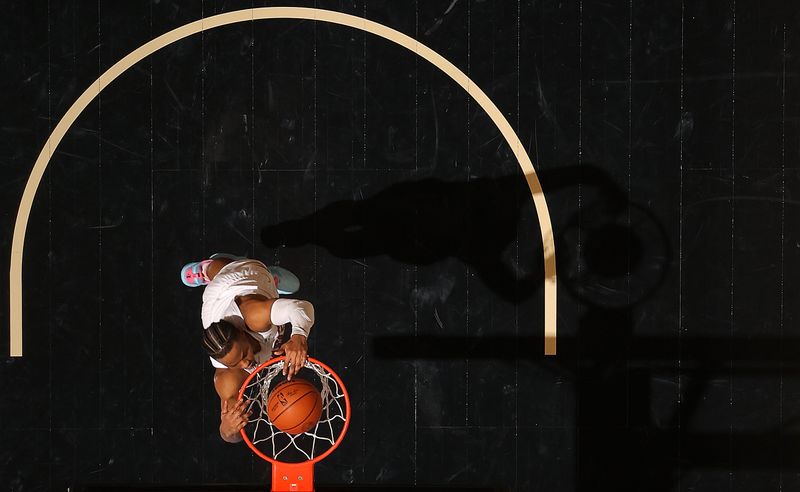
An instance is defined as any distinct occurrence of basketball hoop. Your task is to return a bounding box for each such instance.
[238,357,351,492]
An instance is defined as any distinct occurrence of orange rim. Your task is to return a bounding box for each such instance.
[237,356,351,464]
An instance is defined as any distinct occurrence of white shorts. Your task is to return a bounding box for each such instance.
[201,259,278,329]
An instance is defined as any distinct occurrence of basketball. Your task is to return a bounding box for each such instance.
[266,378,323,434]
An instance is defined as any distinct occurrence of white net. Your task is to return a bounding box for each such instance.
[241,360,348,463]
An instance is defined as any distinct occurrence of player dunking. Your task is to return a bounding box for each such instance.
[181,254,314,443]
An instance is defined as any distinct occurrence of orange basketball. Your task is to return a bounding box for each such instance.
[266,378,323,434]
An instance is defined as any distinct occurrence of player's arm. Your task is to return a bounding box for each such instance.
[214,368,251,443]
[238,296,314,334]
[238,295,315,380]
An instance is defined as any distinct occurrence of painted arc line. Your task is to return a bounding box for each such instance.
[9,7,557,357]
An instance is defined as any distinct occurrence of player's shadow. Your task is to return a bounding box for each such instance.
[262,174,538,302]
[261,165,654,305]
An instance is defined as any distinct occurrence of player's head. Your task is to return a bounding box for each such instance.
[202,321,257,371]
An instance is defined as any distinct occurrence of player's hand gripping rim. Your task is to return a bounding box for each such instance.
[273,334,308,380]
[221,398,252,436]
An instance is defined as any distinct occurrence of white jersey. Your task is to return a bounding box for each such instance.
[201,259,281,371]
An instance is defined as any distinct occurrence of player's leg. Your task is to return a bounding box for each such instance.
[180,256,235,287]
[266,265,300,295]
[205,258,234,281]
[213,254,301,294]
[180,252,300,294]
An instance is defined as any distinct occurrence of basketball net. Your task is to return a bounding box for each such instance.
[239,358,350,492]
